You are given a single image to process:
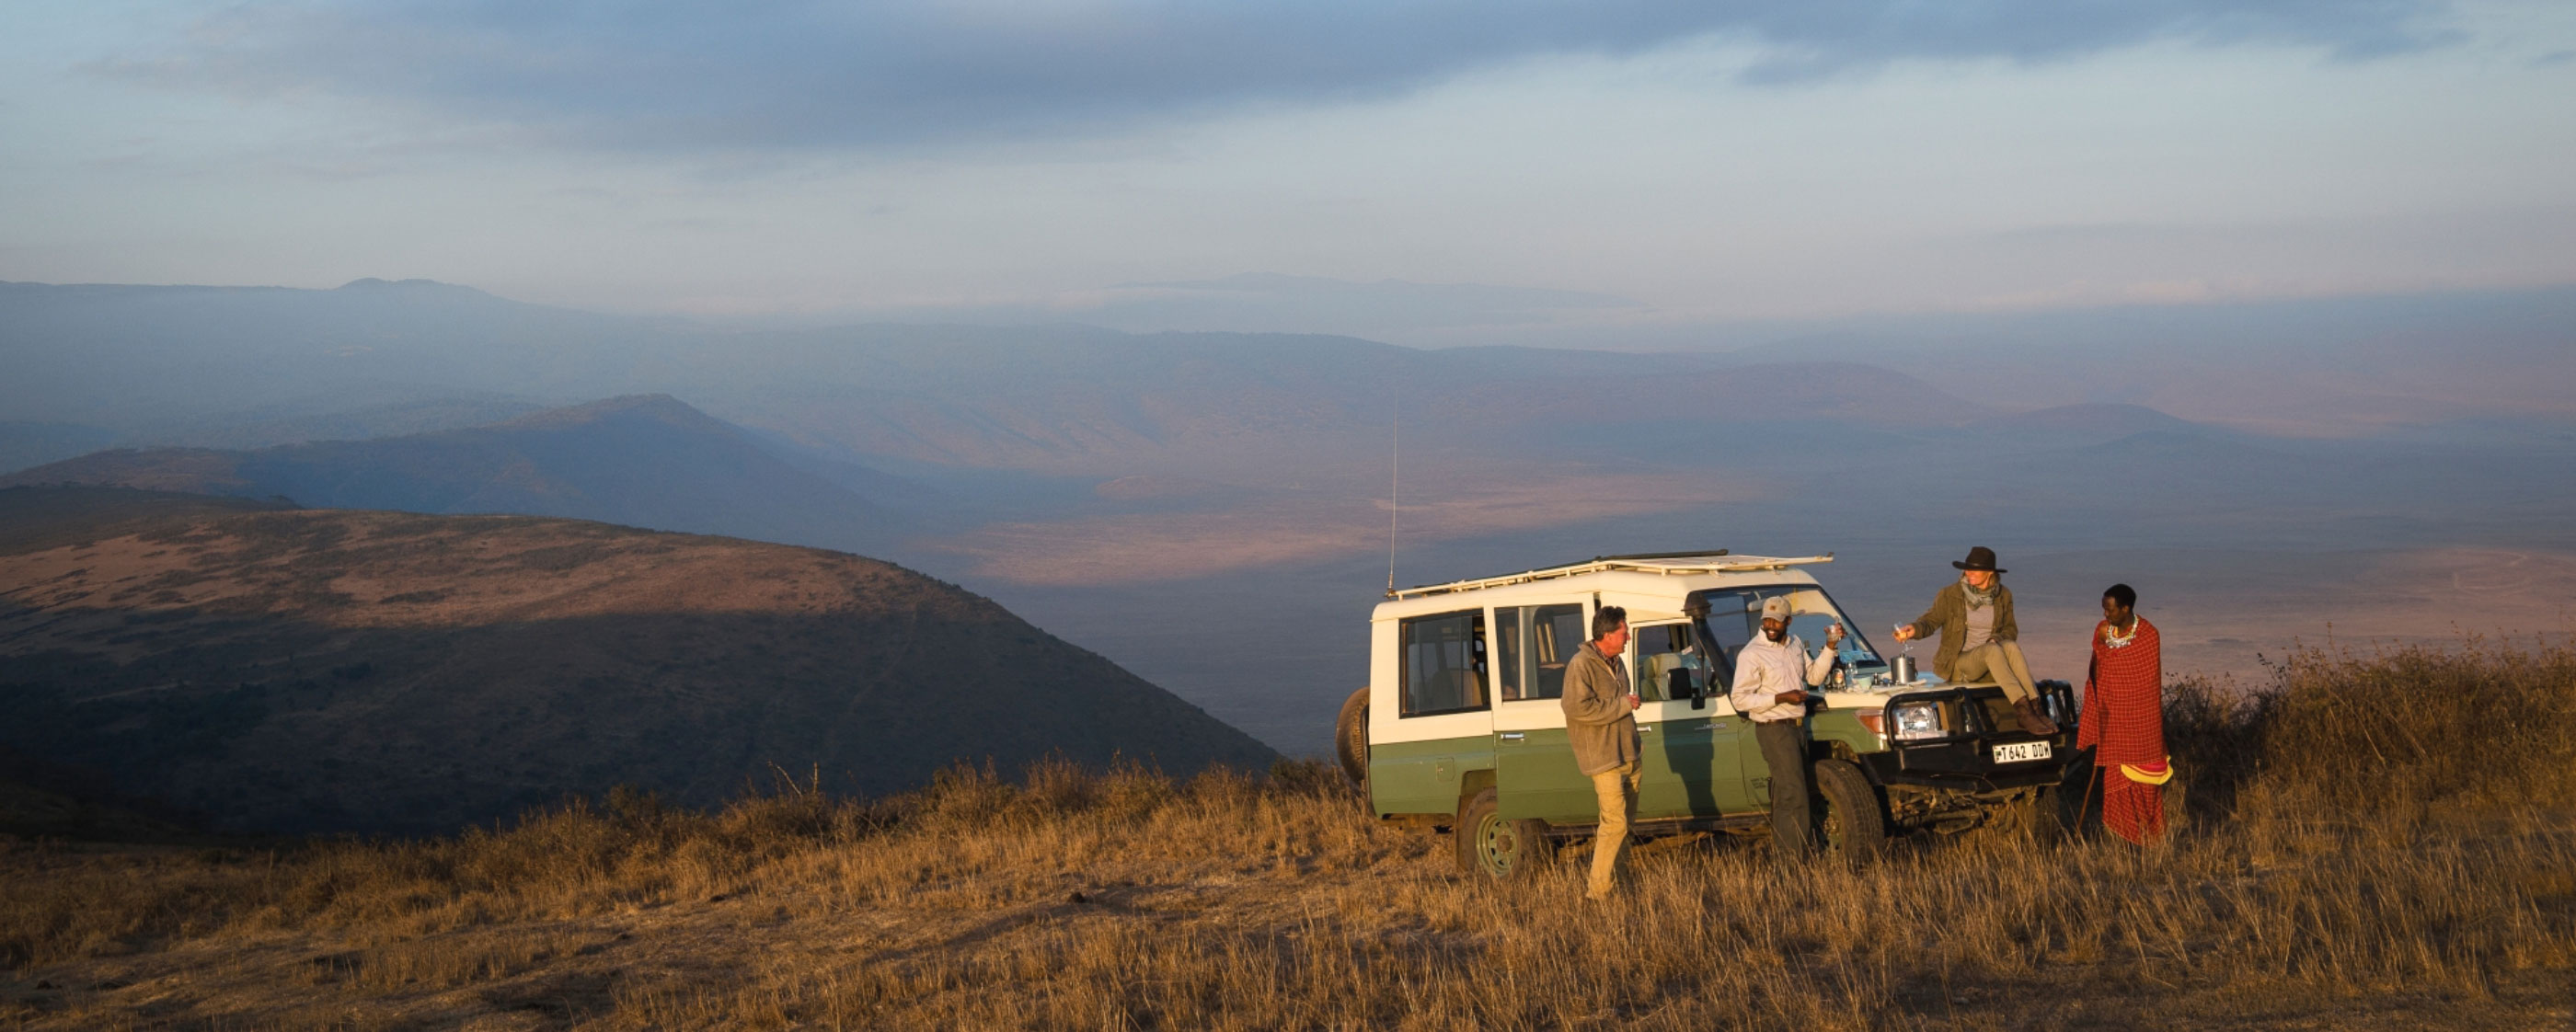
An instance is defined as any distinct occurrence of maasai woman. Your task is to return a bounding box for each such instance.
[2078,583,2168,844]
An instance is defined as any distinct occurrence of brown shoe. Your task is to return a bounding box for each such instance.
[2014,698,2057,737]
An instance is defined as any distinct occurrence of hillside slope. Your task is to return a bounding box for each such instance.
[0,487,1276,834]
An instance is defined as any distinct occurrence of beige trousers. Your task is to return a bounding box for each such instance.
[1954,640,2039,703]
[1586,760,1643,899]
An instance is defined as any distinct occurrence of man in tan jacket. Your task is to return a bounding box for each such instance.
[1561,604,1639,900]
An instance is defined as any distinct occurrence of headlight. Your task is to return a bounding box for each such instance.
[1891,700,1945,740]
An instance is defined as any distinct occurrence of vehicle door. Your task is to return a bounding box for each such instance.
[1489,601,1597,822]
[1367,608,1495,819]
[1706,587,1843,809]
[1627,619,1739,819]
[1683,590,1768,814]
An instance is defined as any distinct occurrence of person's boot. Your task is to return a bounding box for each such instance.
[2014,697,2057,736]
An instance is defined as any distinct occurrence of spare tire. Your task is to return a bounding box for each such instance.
[1334,686,1370,785]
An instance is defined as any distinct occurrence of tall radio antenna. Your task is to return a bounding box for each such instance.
[1386,387,1400,594]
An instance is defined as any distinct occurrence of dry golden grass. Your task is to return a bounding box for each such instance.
[5,639,2575,1030]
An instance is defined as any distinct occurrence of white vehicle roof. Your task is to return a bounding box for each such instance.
[1374,551,1834,621]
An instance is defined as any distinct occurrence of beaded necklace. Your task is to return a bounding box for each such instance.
[2102,617,2139,649]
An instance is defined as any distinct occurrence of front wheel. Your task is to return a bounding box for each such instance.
[1813,759,1886,859]
[1455,787,1552,878]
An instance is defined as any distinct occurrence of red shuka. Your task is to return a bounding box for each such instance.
[2078,616,2166,844]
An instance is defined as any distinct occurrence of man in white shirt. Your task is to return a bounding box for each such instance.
[1730,596,1842,861]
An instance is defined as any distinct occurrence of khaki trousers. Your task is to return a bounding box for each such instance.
[1954,640,2039,703]
[1586,760,1642,899]
[1754,719,1814,862]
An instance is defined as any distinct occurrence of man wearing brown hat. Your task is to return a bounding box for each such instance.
[1892,546,2055,736]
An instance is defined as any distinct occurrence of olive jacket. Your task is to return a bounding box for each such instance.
[1560,641,1639,776]
[1903,582,2019,682]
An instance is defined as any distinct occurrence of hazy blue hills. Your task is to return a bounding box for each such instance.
[0,487,1278,835]
[0,422,117,477]
[121,387,555,452]
[1967,402,2200,443]
[9,280,2572,468]
[0,279,1976,476]
[4,395,909,555]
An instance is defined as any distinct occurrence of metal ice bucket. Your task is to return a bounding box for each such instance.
[1890,655,1917,683]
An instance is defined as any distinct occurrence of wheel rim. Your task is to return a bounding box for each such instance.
[1476,814,1516,875]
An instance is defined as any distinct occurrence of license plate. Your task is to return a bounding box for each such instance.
[1992,740,2052,764]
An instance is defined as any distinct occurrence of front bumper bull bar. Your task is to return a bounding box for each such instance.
[1856,680,2077,792]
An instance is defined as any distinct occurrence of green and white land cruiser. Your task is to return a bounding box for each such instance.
[1332,552,2076,877]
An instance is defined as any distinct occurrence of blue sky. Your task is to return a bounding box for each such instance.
[3,1,2571,339]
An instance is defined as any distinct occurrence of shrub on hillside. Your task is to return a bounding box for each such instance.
[2165,637,2576,816]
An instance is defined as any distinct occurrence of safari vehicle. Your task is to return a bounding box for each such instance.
[1331,552,2077,877]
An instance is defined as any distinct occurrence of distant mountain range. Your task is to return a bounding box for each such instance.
[10,278,2574,456]
[0,278,1972,479]
[13,277,2568,486]
[0,487,1277,835]
[4,395,909,555]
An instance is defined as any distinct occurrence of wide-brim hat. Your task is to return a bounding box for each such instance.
[1950,545,2006,573]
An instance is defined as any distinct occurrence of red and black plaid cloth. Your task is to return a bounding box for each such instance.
[2078,616,2166,843]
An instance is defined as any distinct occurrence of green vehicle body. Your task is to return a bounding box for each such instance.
[1351,553,2077,862]
[1370,704,1888,825]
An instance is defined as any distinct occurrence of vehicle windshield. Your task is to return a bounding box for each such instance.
[1687,585,1884,688]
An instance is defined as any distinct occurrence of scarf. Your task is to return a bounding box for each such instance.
[1961,579,1997,610]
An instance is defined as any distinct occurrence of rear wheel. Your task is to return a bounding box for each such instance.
[1813,759,1886,859]
[1334,687,1369,786]
[1455,787,1552,878]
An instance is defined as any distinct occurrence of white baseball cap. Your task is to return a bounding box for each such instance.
[1760,596,1794,621]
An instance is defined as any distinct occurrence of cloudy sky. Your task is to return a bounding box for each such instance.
[4,1,2572,339]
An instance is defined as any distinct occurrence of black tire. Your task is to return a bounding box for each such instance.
[1812,759,1886,859]
[1455,787,1552,878]
[1334,686,1370,786]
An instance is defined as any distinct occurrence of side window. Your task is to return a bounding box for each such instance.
[1399,610,1489,717]
[1531,603,1584,700]
[1631,622,1701,701]
[1495,602,1586,702]
[1692,591,1762,685]
[1690,587,1853,680]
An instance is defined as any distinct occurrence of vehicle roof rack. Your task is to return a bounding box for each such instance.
[1386,551,1834,600]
